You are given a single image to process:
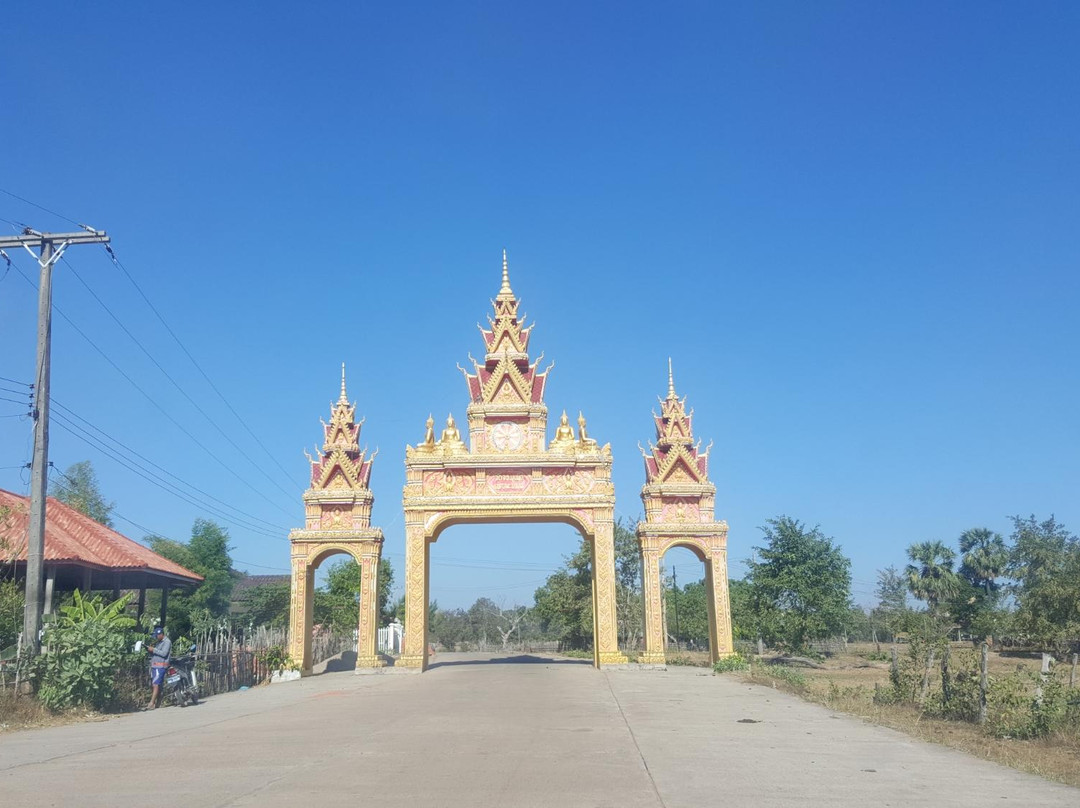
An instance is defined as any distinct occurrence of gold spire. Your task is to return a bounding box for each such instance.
[498,249,514,299]
[667,358,675,399]
[340,362,348,403]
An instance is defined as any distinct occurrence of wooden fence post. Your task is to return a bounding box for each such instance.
[1070,652,1077,689]
[919,648,937,707]
[978,642,988,725]
[940,644,951,708]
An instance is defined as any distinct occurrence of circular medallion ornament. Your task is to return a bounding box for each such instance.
[490,421,525,451]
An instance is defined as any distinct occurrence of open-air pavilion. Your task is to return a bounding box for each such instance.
[0,487,202,627]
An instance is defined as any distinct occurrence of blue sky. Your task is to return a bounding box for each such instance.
[1,3,1077,609]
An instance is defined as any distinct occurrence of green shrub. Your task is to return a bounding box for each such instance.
[760,664,807,689]
[33,591,137,711]
[260,644,298,672]
[859,650,890,662]
[713,653,750,673]
[986,669,1072,739]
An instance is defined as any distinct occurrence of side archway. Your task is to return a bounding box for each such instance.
[288,369,384,674]
[636,364,733,665]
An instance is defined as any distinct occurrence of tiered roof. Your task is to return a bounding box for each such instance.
[461,251,551,407]
[641,361,711,484]
[307,365,376,490]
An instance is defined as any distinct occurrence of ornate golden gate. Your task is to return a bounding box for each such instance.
[399,255,627,670]
[288,369,384,674]
[637,363,734,664]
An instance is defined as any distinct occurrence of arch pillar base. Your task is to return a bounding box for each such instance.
[356,655,388,669]
[637,652,666,665]
[598,651,629,666]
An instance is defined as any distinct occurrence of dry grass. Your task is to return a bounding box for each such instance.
[739,643,1080,789]
[0,689,105,733]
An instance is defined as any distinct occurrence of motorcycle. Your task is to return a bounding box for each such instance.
[164,644,200,707]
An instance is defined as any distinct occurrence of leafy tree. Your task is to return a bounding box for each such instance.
[236,581,290,628]
[313,557,397,635]
[872,565,908,641]
[430,605,468,649]
[905,540,959,619]
[1006,515,1080,651]
[613,518,643,650]
[149,519,236,636]
[312,557,396,633]
[533,540,593,649]
[0,579,21,650]
[664,579,709,648]
[727,578,756,641]
[0,508,22,650]
[951,527,1008,639]
[51,460,114,527]
[744,516,852,653]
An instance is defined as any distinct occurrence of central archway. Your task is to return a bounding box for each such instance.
[399,254,626,670]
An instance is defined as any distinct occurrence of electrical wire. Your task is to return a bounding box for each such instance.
[50,398,289,532]
[62,255,299,501]
[0,376,31,387]
[9,260,295,520]
[50,414,288,541]
[0,186,80,226]
[100,243,301,492]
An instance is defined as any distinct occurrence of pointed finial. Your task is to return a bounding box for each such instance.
[498,248,513,297]
[667,358,676,398]
[340,362,348,402]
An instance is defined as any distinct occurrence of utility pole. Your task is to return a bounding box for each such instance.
[0,227,110,656]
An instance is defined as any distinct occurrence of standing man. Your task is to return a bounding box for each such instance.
[146,626,172,710]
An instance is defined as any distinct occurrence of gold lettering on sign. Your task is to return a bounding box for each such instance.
[487,474,531,494]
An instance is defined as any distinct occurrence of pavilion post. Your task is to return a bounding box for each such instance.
[43,566,55,615]
[137,583,147,622]
[159,587,169,628]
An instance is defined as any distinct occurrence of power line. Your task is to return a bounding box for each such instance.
[105,509,290,574]
[9,260,295,520]
[0,186,80,226]
[0,395,32,407]
[100,243,301,492]
[0,375,31,387]
[4,185,299,501]
[50,397,290,533]
[62,256,298,501]
[50,414,288,541]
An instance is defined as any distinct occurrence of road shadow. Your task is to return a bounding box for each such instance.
[427,654,591,670]
[321,650,358,672]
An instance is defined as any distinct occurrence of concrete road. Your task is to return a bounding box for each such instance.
[1,652,1075,807]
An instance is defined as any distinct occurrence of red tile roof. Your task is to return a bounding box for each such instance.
[0,488,202,583]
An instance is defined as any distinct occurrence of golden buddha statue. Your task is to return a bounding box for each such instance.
[577,411,597,447]
[439,413,466,452]
[549,410,576,449]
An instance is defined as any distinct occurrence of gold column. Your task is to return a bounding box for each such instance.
[707,549,734,660]
[398,521,429,669]
[640,547,666,664]
[592,517,627,666]
[356,544,386,668]
[288,556,308,672]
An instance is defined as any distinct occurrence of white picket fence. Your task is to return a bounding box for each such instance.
[378,621,402,654]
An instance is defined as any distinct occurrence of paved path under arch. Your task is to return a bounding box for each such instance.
[1,652,1074,806]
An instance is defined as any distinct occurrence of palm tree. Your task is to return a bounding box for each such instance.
[958,527,1007,597]
[905,541,960,617]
